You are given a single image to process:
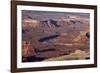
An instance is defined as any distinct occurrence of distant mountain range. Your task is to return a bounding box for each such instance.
[40,19,61,28]
[23,16,61,28]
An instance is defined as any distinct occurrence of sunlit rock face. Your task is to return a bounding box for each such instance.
[22,16,40,28]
